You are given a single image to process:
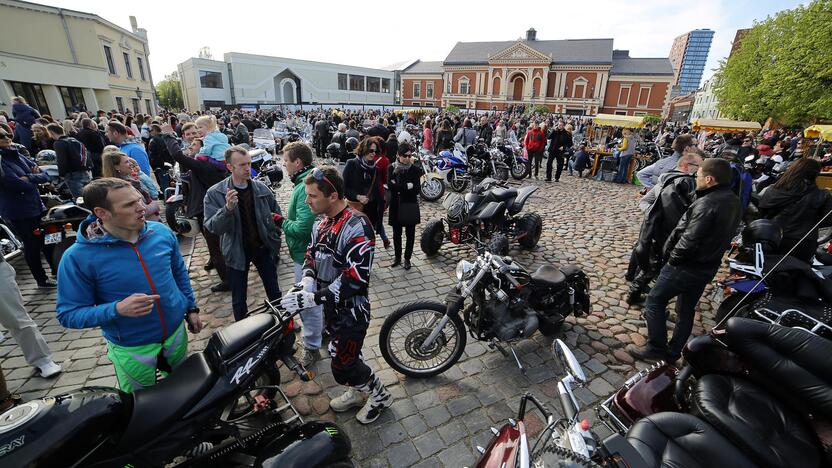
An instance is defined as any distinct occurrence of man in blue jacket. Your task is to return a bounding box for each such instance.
[105,121,152,176]
[56,178,203,392]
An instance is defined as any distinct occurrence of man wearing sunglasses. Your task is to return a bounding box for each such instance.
[281,166,392,424]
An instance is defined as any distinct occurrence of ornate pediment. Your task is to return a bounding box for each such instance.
[488,42,551,64]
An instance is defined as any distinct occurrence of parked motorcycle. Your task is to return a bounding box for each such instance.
[435,146,471,193]
[0,216,23,262]
[492,137,527,180]
[420,178,541,256]
[417,148,446,202]
[164,164,200,237]
[39,200,92,268]
[379,246,590,378]
[0,300,354,467]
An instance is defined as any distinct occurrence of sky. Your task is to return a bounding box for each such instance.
[41,0,802,84]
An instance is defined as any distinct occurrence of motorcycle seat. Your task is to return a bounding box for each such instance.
[531,265,566,287]
[207,313,278,362]
[626,412,757,468]
[118,353,217,447]
[816,249,832,266]
[692,374,822,468]
[490,187,517,201]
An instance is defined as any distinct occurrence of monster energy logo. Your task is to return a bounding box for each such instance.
[324,426,339,437]
[0,435,24,456]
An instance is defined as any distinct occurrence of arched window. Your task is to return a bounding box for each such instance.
[572,76,588,99]
[492,76,501,95]
[458,76,470,94]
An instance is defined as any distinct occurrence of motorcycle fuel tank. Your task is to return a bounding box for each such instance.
[0,388,127,467]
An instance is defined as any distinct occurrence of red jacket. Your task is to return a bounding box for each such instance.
[376,155,390,189]
[524,128,546,152]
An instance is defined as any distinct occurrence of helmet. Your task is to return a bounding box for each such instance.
[260,164,283,186]
[771,154,785,172]
[36,150,56,164]
[345,137,359,153]
[326,142,341,158]
[442,193,468,227]
[287,132,300,142]
[742,219,783,253]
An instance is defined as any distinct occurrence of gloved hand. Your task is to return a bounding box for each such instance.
[281,290,317,312]
[289,276,315,294]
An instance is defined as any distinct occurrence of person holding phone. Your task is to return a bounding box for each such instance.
[56,178,202,392]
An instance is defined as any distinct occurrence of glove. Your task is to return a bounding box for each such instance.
[280,290,317,312]
[406,182,414,190]
[272,213,284,229]
[289,276,315,294]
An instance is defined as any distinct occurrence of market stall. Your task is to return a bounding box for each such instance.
[805,125,832,190]
[587,114,645,180]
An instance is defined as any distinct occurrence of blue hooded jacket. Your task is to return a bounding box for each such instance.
[118,139,152,176]
[56,217,196,347]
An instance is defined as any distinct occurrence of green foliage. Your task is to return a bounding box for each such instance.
[642,114,662,126]
[444,105,460,113]
[156,71,184,111]
[527,104,551,116]
[715,0,832,125]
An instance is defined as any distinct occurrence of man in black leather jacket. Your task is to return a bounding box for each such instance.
[629,158,740,362]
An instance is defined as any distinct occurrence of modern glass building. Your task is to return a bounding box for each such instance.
[669,29,714,94]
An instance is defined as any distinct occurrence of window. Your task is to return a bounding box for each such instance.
[115,97,124,113]
[137,56,146,81]
[381,78,390,93]
[58,86,86,115]
[614,110,628,115]
[413,82,421,98]
[367,77,381,93]
[132,98,140,114]
[349,75,365,91]
[446,78,452,94]
[637,86,651,108]
[123,52,133,78]
[9,81,50,115]
[617,86,631,106]
[338,73,348,90]
[426,82,434,99]
[199,70,223,88]
[145,99,152,114]
[103,45,116,74]
[459,77,469,94]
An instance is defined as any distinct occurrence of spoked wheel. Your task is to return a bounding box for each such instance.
[379,301,467,378]
[420,177,445,201]
[511,160,528,180]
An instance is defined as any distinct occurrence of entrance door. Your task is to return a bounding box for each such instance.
[512,77,525,101]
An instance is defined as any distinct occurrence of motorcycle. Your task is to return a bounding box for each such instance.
[595,317,832,468]
[0,300,354,467]
[164,164,200,238]
[435,145,471,193]
[467,141,509,182]
[420,178,542,256]
[417,148,446,202]
[379,245,590,378]
[492,137,527,180]
[38,199,92,268]
[0,216,23,262]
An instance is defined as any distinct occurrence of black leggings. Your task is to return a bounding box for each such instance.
[9,216,54,284]
[392,223,416,260]
[546,152,565,181]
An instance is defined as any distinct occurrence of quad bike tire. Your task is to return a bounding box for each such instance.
[489,234,509,256]
[515,213,543,249]
[420,220,445,256]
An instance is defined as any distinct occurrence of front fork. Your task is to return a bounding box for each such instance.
[420,271,484,351]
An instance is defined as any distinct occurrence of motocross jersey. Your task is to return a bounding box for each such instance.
[302,206,375,308]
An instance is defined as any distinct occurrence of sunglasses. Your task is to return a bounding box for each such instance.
[312,167,338,192]
[400,153,413,158]
[367,148,378,154]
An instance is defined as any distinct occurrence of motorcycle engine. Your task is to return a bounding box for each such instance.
[469,158,484,176]
[483,296,539,341]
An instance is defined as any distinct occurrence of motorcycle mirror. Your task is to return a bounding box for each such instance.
[552,339,587,384]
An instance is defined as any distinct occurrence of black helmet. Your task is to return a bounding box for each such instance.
[345,137,359,153]
[326,142,341,158]
[287,132,300,142]
[442,193,468,227]
[742,219,783,253]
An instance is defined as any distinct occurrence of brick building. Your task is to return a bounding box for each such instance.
[400,29,673,116]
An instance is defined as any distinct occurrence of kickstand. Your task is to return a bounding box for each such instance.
[487,339,509,357]
[508,344,527,375]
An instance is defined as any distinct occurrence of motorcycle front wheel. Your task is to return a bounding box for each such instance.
[164,200,185,233]
[379,301,467,378]
[511,160,528,180]
[448,171,469,192]
[420,177,445,202]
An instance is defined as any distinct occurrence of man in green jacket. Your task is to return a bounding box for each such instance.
[282,142,323,367]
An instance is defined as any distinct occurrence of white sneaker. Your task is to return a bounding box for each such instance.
[356,391,392,424]
[329,387,365,413]
[38,361,62,378]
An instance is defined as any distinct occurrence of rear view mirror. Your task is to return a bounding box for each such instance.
[553,339,587,385]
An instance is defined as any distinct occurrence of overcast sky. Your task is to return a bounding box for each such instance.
[45,0,800,84]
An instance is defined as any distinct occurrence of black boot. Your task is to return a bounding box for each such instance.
[391,257,401,267]
[403,259,411,270]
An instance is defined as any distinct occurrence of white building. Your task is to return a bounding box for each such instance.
[178,53,396,110]
[690,77,724,121]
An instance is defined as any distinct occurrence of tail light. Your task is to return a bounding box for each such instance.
[449,227,461,244]
[827,243,832,254]
[44,225,60,234]
[282,318,294,336]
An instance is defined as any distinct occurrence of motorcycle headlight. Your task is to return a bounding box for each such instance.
[456,260,476,280]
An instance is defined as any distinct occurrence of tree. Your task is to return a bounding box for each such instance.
[156,71,184,111]
[715,0,832,125]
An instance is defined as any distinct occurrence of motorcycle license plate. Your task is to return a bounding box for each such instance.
[712,287,725,305]
[44,232,62,245]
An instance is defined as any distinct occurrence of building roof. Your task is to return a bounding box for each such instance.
[402,60,444,74]
[380,59,419,71]
[610,57,674,76]
[443,38,614,65]
[1,0,148,43]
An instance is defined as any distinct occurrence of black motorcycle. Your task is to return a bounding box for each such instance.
[0,301,353,467]
[420,178,542,256]
[379,247,590,377]
[467,141,510,182]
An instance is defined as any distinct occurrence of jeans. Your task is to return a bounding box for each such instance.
[202,227,228,283]
[546,152,565,181]
[643,263,716,358]
[528,151,543,178]
[0,262,54,369]
[154,168,170,197]
[614,155,633,183]
[294,262,323,350]
[228,245,281,321]
[391,223,416,261]
[64,170,92,198]
[8,216,54,284]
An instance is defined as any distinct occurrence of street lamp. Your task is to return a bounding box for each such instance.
[135,87,143,99]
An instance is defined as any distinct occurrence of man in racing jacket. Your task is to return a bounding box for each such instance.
[280,166,391,424]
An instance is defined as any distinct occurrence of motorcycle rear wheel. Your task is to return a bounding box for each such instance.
[52,236,76,268]
[222,363,281,423]
[379,301,467,378]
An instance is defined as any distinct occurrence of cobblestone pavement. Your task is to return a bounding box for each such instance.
[1,171,723,467]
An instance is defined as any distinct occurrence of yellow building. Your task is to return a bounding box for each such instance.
[0,0,156,119]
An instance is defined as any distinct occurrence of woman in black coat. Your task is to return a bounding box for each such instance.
[387,143,424,269]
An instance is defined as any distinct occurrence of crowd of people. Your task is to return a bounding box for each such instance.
[0,95,829,424]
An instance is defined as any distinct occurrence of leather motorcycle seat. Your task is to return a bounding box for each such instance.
[490,187,517,201]
[692,373,822,468]
[207,313,277,361]
[118,352,217,447]
[531,265,566,287]
[626,412,756,468]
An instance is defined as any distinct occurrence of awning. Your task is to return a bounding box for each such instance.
[805,125,832,140]
[691,119,762,133]
[592,114,645,129]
